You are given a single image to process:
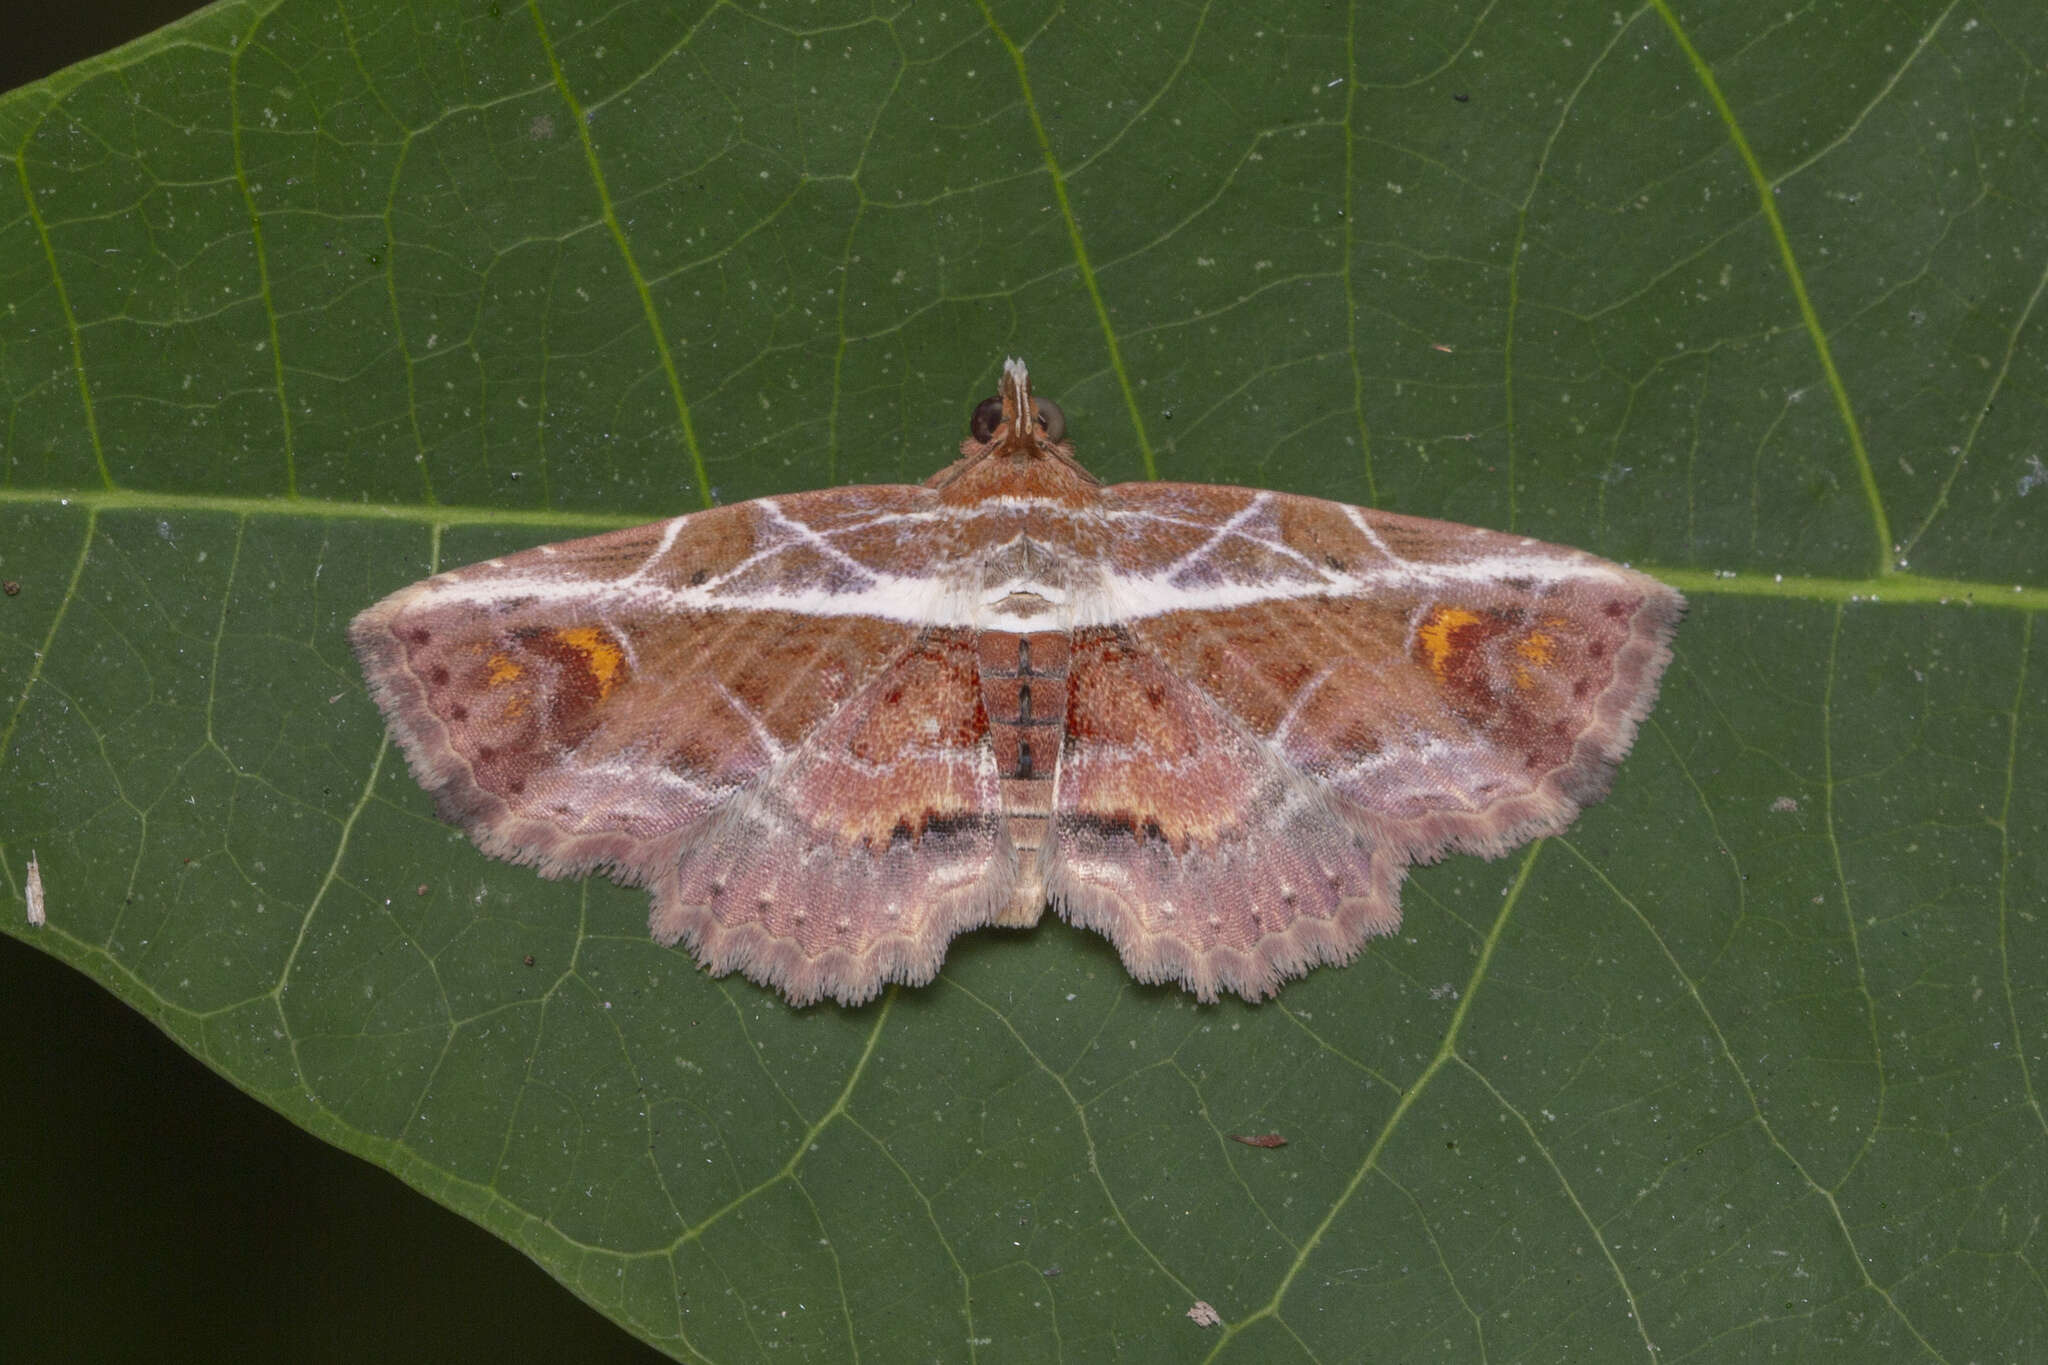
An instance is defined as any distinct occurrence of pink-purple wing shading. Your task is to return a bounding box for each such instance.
[1045,482,1682,1001]
[350,487,1014,1005]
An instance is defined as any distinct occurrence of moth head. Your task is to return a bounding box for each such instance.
[970,357,1066,447]
[930,356,1097,498]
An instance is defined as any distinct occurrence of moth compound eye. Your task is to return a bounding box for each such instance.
[969,396,1003,442]
[1032,396,1066,441]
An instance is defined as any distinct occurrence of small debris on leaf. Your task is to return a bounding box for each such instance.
[2020,453,2048,497]
[2,580,19,596]
[1229,1133,1288,1149]
[1187,1300,1222,1328]
[25,851,45,927]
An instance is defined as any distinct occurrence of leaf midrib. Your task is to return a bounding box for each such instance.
[3,485,2041,614]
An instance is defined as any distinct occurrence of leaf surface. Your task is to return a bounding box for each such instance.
[3,1,2045,1359]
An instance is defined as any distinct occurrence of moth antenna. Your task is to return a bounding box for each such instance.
[997,356,1036,451]
[1001,355,1032,418]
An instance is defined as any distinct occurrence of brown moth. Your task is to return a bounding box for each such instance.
[352,359,1681,1006]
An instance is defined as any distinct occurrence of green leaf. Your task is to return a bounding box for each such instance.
[4,0,2045,1360]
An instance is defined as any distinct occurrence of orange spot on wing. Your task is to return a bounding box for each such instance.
[1417,607,1482,680]
[554,626,625,699]
[486,653,523,686]
[1516,631,1556,667]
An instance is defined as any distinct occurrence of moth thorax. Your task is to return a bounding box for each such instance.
[981,538,1060,585]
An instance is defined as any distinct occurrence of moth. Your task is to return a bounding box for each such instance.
[24,850,44,928]
[353,359,1681,1006]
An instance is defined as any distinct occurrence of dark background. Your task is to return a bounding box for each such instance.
[2,7,662,1360]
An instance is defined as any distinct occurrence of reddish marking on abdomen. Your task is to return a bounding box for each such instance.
[976,629,1068,841]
